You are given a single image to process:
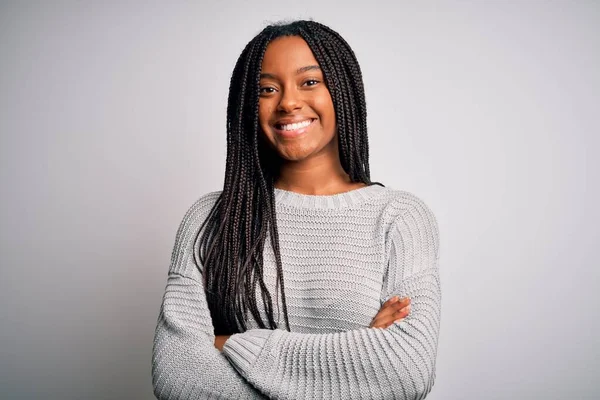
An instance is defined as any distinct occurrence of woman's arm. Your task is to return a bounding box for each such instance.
[152,196,266,400]
[153,274,267,399]
[221,200,441,400]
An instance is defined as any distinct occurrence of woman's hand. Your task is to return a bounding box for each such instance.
[214,335,231,351]
[369,296,411,329]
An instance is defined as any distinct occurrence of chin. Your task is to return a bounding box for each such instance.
[276,144,318,161]
[278,151,311,162]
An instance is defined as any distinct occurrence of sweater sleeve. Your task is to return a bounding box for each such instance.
[221,199,442,400]
[152,196,266,399]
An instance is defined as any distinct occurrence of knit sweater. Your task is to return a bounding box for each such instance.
[152,184,441,400]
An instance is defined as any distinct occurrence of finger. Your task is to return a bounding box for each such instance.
[380,296,410,313]
[381,297,411,316]
[393,304,412,322]
[370,297,410,327]
[371,298,411,326]
[395,304,411,318]
[393,297,411,309]
[372,301,407,325]
[382,296,400,307]
[372,304,411,328]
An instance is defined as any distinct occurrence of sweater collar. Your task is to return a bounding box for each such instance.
[274,184,385,210]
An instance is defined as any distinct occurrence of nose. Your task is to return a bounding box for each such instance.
[276,87,302,113]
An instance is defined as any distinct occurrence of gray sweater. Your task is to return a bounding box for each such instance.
[152,185,441,399]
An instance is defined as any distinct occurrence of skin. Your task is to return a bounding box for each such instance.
[369,296,411,329]
[257,35,365,195]
[214,36,410,351]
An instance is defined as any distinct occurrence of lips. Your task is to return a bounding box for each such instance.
[272,118,316,138]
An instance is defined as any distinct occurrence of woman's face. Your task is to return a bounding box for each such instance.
[258,36,337,162]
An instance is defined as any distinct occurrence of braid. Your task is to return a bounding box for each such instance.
[197,20,379,335]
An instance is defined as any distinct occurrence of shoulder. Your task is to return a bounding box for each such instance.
[180,190,222,226]
[376,187,438,224]
[174,190,222,239]
[168,190,222,277]
[378,187,440,259]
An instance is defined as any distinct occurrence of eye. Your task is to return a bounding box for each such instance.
[259,86,277,95]
[303,79,320,87]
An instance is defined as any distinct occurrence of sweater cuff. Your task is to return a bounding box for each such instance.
[222,329,273,379]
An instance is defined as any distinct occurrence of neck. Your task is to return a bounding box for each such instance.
[274,140,364,196]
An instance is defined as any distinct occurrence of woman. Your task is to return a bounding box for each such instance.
[152,20,441,400]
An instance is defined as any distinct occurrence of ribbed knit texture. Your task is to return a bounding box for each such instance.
[152,185,441,400]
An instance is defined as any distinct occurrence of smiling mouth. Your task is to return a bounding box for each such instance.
[275,119,314,131]
[273,118,316,138]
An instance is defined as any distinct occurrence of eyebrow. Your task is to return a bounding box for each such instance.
[260,65,321,80]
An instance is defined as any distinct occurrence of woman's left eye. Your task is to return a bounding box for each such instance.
[303,79,320,87]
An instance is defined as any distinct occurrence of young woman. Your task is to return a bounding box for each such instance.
[152,20,441,400]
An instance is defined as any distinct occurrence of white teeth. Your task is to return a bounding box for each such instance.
[280,119,312,131]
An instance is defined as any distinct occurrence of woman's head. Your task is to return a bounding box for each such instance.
[227,20,371,182]
[199,21,373,335]
[258,35,337,163]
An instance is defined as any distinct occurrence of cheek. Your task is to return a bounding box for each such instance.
[314,92,336,129]
[258,102,275,141]
[258,102,271,126]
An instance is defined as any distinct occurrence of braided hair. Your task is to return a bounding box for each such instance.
[197,20,379,335]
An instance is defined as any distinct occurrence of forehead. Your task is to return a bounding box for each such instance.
[261,36,320,73]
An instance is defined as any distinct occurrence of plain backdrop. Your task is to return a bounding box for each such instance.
[1,1,598,399]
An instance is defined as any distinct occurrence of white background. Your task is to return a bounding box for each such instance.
[1,1,598,399]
